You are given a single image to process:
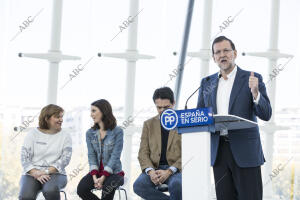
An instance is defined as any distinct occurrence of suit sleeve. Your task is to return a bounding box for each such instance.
[138,121,155,172]
[253,73,272,121]
[170,134,182,171]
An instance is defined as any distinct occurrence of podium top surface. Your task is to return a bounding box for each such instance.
[177,114,258,134]
[214,114,258,124]
[213,114,257,132]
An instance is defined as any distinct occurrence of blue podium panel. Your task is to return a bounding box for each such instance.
[176,107,213,128]
[160,107,214,131]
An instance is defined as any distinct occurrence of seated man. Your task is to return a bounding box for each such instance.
[133,87,182,200]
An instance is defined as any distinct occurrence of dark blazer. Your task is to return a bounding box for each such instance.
[197,66,272,168]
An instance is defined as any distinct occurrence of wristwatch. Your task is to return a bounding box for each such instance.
[45,169,50,175]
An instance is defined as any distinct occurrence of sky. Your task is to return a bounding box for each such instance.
[0,0,299,114]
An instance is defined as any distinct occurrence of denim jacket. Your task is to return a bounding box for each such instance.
[86,126,123,174]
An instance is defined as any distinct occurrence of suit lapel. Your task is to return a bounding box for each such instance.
[153,115,162,154]
[228,66,247,113]
[153,115,175,152]
[167,129,176,151]
[211,74,219,114]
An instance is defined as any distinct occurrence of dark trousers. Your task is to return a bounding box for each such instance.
[77,173,124,200]
[213,137,263,200]
[18,174,67,200]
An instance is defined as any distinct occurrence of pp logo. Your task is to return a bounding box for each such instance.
[160,109,178,130]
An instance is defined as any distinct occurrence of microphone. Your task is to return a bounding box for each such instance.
[184,77,210,110]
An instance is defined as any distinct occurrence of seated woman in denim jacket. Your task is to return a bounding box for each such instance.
[77,99,125,200]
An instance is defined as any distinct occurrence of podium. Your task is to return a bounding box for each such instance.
[160,108,258,200]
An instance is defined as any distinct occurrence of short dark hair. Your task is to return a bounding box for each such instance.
[91,99,117,130]
[211,36,236,55]
[39,104,64,129]
[152,87,175,104]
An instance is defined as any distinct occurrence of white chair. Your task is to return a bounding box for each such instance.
[36,188,67,200]
[92,186,128,200]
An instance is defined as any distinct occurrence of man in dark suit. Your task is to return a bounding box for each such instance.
[197,36,272,200]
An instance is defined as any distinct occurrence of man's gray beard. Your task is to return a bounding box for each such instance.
[219,62,235,73]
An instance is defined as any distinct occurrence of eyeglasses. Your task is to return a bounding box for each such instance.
[213,49,233,56]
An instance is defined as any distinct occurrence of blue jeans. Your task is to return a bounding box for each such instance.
[133,165,182,200]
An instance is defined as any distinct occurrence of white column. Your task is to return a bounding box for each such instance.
[0,0,10,194]
[198,0,213,78]
[97,0,155,196]
[186,0,213,77]
[123,1,139,193]
[0,0,9,106]
[18,0,80,104]
[242,1,294,199]
[47,0,63,104]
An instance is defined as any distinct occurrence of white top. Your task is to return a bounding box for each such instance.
[217,66,237,114]
[216,66,260,136]
[21,128,72,175]
[217,66,237,136]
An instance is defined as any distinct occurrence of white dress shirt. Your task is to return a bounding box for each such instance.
[216,66,260,136]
